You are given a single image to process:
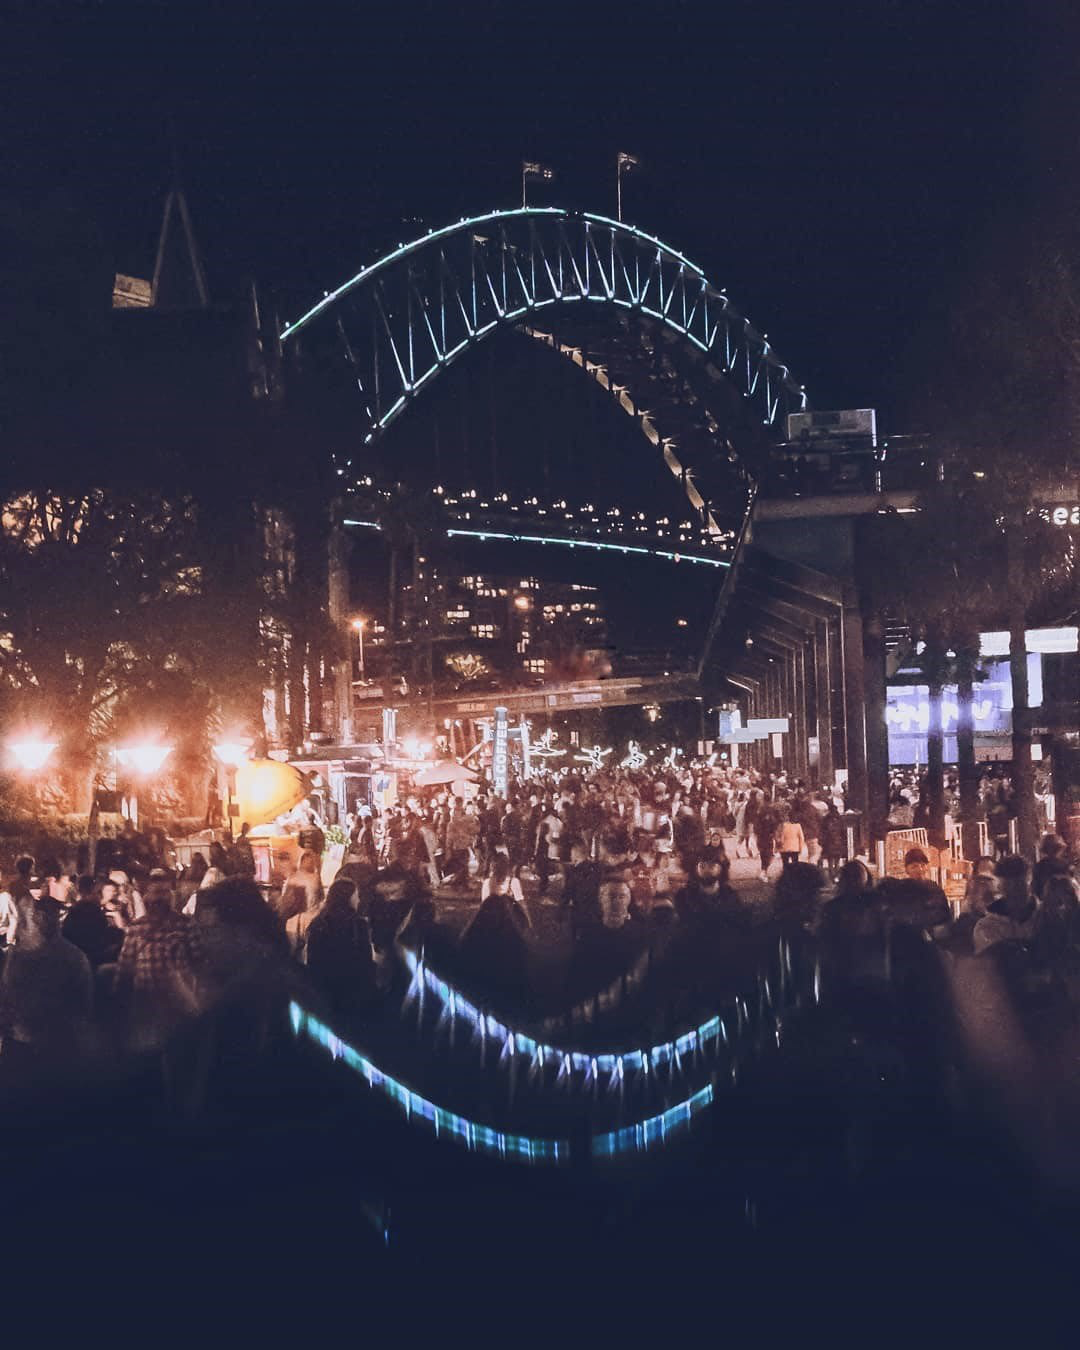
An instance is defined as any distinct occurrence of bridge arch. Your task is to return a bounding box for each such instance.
[281,207,808,531]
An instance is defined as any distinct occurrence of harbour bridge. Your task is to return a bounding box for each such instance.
[280,205,1015,834]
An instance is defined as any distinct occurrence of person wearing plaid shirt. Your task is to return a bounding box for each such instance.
[117,872,207,1051]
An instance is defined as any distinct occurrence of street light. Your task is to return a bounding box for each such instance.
[213,740,251,767]
[116,744,173,775]
[114,742,173,832]
[6,739,57,772]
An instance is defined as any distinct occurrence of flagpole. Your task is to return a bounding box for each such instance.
[617,161,622,222]
[522,164,527,209]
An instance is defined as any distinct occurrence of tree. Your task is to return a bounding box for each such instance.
[904,215,1080,857]
[0,488,269,817]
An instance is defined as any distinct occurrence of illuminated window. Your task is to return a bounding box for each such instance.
[471,623,497,640]
[525,659,547,674]
[446,608,471,621]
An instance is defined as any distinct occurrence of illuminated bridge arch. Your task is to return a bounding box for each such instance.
[281,207,808,531]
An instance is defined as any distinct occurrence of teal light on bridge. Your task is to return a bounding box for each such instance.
[343,518,729,566]
[445,527,730,567]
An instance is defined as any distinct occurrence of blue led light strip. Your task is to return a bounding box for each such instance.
[402,950,730,1082]
[291,999,723,1162]
[592,1082,715,1157]
[290,1000,568,1164]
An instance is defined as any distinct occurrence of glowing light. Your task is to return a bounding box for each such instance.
[513,595,531,610]
[979,627,1078,657]
[352,617,366,631]
[621,741,648,770]
[574,745,613,770]
[402,950,731,1086]
[6,739,57,772]
[213,740,251,767]
[402,737,433,761]
[290,1001,567,1165]
[446,528,729,568]
[115,743,173,775]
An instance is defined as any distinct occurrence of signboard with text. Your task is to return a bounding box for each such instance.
[492,706,509,797]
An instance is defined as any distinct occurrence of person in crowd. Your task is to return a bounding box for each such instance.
[0,854,33,946]
[178,852,209,910]
[795,795,822,866]
[876,847,951,939]
[754,796,781,882]
[963,855,998,907]
[227,824,257,879]
[40,859,75,907]
[458,870,530,1003]
[942,873,997,958]
[368,860,427,953]
[772,862,826,954]
[974,855,1040,954]
[815,858,888,994]
[0,892,94,1083]
[481,853,530,927]
[536,800,563,896]
[444,799,478,886]
[777,811,806,869]
[1037,873,1080,959]
[674,846,744,928]
[572,871,648,990]
[819,802,847,881]
[62,874,122,969]
[115,870,206,1052]
[348,809,379,868]
[987,789,1012,859]
[108,870,145,922]
[305,878,378,1017]
[1032,834,1073,901]
[281,849,323,922]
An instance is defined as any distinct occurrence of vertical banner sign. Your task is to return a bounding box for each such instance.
[519,716,532,781]
[771,732,783,759]
[382,707,397,747]
[493,706,509,797]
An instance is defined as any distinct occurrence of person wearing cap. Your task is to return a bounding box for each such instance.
[875,847,951,938]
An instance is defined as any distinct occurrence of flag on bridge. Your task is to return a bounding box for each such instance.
[617,151,640,172]
[522,161,555,207]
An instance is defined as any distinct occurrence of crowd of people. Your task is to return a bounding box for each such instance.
[0,756,1078,1129]
[887,764,1057,849]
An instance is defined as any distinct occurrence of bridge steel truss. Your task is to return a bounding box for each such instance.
[280,207,807,536]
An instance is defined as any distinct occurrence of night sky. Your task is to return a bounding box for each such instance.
[8,0,1075,431]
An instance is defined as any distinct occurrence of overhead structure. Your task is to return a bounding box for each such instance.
[280,207,808,536]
